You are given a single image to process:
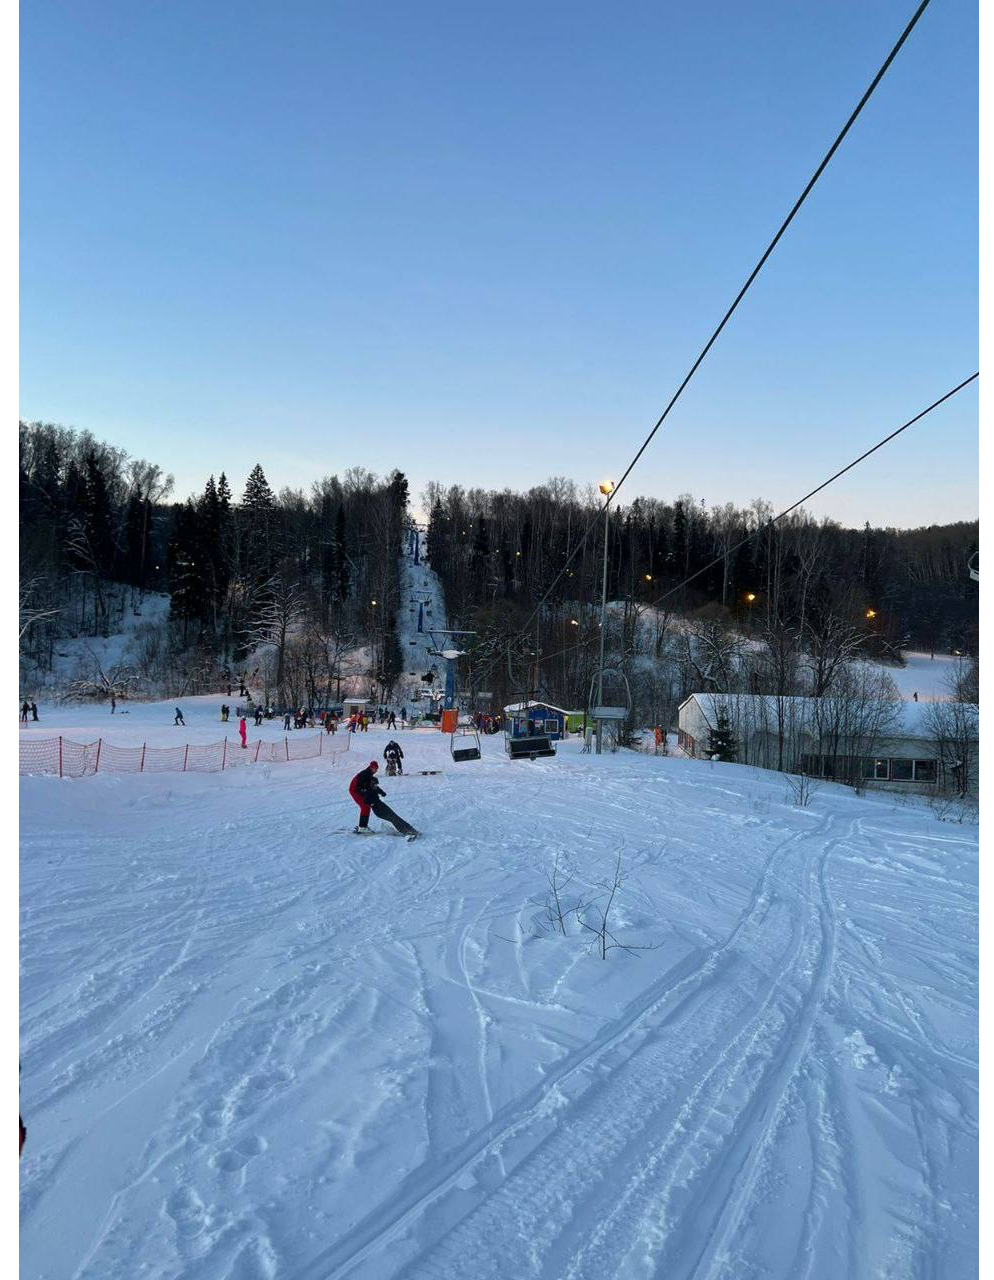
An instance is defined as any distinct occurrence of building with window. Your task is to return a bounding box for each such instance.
[502,701,583,741]
[677,693,978,796]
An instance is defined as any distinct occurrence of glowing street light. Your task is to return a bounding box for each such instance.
[569,618,579,626]
[644,574,652,583]
[746,593,756,603]
[866,608,877,620]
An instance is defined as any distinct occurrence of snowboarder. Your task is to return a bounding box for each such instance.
[19,701,29,723]
[221,704,230,722]
[348,761,419,839]
[30,701,39,721]
[174,707,185,726]
[913,691,919,702]
[238,716,248,748]
[386,709,397,730]
[283,710,292,730]
[384,740,404,775]
[254,706,264,727]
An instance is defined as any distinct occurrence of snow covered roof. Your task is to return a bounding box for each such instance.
[683,693,977,740]
[503,700,582,716]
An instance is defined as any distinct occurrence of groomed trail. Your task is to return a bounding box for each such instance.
[20,710,977,1279]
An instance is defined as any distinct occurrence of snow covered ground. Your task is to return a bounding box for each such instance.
[395,527,450,715]
[19,698,977,1279]
[18,694,351,751]
[874,650,962,702]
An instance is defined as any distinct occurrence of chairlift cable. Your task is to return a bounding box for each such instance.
[493,0,933,663]
[519,372,978,668]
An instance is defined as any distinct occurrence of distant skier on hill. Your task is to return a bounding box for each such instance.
[174,707,185,726]
[348,761,418,839]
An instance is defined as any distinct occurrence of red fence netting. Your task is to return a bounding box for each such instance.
[20,730,350,779]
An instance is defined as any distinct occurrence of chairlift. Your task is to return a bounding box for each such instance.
[968,551,979,583]
[588,668,633,752]
[450,724,481,762]
[588,667,633,721]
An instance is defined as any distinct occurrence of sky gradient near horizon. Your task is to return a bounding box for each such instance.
[20,0,977,527]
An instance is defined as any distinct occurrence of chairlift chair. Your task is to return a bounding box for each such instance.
[503,704,557,760]
[968,551,979,583]
[450,724,481,762]
[588,668,633,752]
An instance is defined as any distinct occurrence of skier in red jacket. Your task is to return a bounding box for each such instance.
[349,761,419,840]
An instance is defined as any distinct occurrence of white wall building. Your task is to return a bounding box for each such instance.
[677,692,978,796]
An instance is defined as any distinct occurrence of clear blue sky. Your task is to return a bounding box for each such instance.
[20,0,977,526]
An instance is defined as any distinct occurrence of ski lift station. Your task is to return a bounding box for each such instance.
[502,701,584,760]
[503,701,584,740]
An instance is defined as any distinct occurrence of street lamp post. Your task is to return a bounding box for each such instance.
[596,480,615,755]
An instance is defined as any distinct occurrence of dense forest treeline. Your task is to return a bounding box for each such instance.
[19,422,407,704]
[425,481,978,715]
[19,421,978,718]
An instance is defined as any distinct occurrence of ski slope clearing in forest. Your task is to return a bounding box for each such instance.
[19,710,977,1279]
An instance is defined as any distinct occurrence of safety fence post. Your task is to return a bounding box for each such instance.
[139,743,147,772]
[319,733,323,756]
[183,744,189,772]
[95,739,102,774]
[254,740,262,762]
[285,737,289,761]
[58,736,63,778]
[222,739,227,771]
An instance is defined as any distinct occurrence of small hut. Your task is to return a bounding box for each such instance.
[503,700,576,742]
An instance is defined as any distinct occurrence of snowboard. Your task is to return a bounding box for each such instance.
[346,828,420,841]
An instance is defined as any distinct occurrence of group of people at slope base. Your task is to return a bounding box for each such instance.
[18,700,39,723]
[349,760,418,840]
[470,712,502,734]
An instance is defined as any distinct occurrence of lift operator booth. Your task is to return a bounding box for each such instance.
[503,702,558,760]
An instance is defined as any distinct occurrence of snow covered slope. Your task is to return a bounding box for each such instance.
[19,707,977,1279]
[396,526,450,712]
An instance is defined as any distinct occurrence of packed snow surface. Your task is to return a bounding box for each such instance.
[20,705,977,1279]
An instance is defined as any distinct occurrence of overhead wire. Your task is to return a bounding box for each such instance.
[521,372,979,670]
[482,0,933,682]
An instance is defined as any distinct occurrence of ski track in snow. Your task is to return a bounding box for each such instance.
[20,690,977,1278]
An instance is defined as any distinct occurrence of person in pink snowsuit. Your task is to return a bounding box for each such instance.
[238,716,247,749]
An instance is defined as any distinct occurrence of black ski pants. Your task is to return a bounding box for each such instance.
[371,798,417,836]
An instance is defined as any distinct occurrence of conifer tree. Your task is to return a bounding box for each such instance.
[707,711,738,762]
